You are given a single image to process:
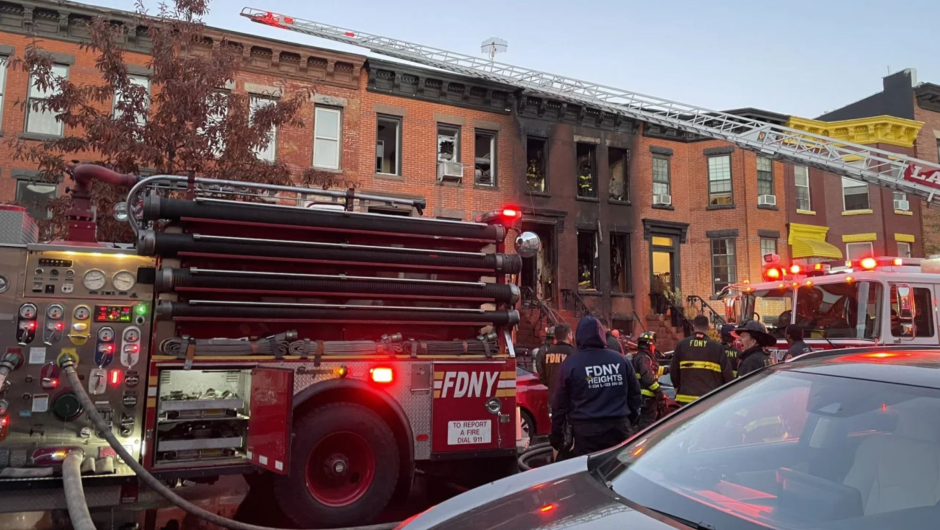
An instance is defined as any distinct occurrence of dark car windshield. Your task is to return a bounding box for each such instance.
[599,367,940,530]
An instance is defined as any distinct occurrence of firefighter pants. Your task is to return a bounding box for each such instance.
[571,419,631,457]
[635,397,661,430]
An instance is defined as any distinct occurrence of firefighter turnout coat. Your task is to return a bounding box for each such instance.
[669,331,734,404]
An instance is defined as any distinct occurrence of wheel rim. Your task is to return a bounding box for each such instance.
[305,431,376,507]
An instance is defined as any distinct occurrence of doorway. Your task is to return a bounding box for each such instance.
[650,235,679,314]
[521,222,556,302]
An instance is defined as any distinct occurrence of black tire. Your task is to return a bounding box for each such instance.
[520,409,537,441]
[274,402,400,528]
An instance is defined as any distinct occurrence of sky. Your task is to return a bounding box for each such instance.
[86,0,940,118]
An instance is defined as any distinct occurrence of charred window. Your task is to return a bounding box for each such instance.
[474,129,496,187]
[608,148,628,202]
[577,230,598,291]
[611,233,631,293]
[437,124,459,162]
[526,137,547,193]
[376,115,401,175]
[576,143,597,198]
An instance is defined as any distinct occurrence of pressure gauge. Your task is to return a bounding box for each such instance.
[19,303,37,319]
[46,304,64,320]
[74,306,90,320]
[82,270,107,291]
[98,327,115,342]
[112,271,136,292]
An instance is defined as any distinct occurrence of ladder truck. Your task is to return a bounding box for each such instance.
[241,7,940,204]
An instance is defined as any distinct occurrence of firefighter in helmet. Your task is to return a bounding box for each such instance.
[578,162,594,196]
[720,323,741,377]
[632,331,668,429]
[670,315,734,405]
[526,159,543,191]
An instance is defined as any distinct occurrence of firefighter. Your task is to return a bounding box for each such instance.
[736,320,776,376]
[526,159,542,191]
[632,331,667,429]
[669,315,734,405]
[578,162,594,196]
[720,323,741,377]
[536,323,575,405]
[550,316,641,459]
[606,330,625,356]
[782,324,812,362]
[532,325,556,372]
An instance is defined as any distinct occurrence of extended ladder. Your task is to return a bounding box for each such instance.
[241,7,940,205]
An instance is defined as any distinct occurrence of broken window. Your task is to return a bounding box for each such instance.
[376,115,401,175]
[576,143,597,198]
[608,148,628,202]
[437,124,459,162]
[577,230,598,291]
[474,129,496,186]
[16,178,57,220]
[526,137,547,193]
[611,233,630,293]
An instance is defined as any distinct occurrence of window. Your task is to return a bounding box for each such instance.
[0,57,9,126]
[846,241,874,261]
[893,191,910,211]
[608,148,628,202]
[314,107,342,169]
[610,233,630,293]
[113,74,150,125]
[707,155,732,205]
[474,130,496,186]
[576,143,597,198]
[376,116,401,175]
[249,95,277,162]
[577,230,598,291]
[526,137,547,193]
[890,285,934,337]
[760,238,777,259]
[26,64,69,136]
[710,238,736,294]
[652,156,670,198]
[842,177,870,211]
[794,165,811,211]
[898,242,912,258]
[437,124,459,162]
[757,156,773,197]
[16,179,57,220]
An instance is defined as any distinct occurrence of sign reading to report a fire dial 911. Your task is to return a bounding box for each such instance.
[447,420,491,445]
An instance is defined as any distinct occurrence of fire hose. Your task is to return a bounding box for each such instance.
[517,442,553,472]
[58,358,399,530]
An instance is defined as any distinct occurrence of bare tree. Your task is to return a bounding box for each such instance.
[8,0,312,241]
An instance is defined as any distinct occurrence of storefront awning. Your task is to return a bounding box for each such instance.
[788,223,843,260]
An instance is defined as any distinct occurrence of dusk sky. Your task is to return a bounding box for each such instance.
[87,0,939,118]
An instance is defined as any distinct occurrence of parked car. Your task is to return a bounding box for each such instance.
[399,347,940,529]
[516,366,550,438]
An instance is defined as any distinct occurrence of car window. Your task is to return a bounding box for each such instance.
[602,368,940,530]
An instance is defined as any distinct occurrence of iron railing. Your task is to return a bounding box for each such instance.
[686,295,727,328]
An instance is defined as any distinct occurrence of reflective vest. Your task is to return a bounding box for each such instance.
[670,332,733,404]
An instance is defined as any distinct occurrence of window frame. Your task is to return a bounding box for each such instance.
[794,165,811,211]
[313,106,342,170]
[707,154,733,206]
[652,155,671,198]
[376,114,402,176]
[112,73,151,124]
[756,156,774,197]
[577,229,599,291]
[845,241,874,261]
[893,191,910,211]
[841,177,870,212]
[575,143,598,199]
[0,56,9,128]
[710,237,736,294]
[897,241,912,258]
[248,94,279,163]
[610,232,632,294]
[525,136,549,194]
[760,238,777,259]
[436,124,460,163]
[473,129,497,187]
[608,147,629,202]
[25,63,69,137]
[15,178,58,220]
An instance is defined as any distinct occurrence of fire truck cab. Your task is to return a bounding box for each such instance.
[0,167,537,528]
[724,255,940,357]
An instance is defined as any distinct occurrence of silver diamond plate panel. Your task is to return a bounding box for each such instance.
[269,361,435,461]
[0,210,37,245]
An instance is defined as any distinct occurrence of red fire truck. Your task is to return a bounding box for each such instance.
[723,254,940,356]
[0,166,535,528]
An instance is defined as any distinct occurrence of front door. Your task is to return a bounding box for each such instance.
[650,236,679,313]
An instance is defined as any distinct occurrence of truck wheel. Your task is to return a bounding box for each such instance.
[274,402,399,528]
[520,409,536,440]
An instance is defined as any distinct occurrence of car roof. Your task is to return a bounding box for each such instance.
[781,346,940,390]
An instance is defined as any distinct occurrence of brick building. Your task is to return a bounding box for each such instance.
[914,82,940,254]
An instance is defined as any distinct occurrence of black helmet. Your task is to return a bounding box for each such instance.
[734,320,776,348]
[720,323,737,341]
[638,331,656,348]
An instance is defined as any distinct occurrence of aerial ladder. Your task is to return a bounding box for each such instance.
[241,7,940,205]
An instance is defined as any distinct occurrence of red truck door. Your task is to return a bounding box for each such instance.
[431,360,516,453]
[247,367,294,474]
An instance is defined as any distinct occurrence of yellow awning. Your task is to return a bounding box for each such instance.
[791,238,843,259]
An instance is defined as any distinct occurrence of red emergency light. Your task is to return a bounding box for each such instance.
[790,265,802,274]
[501,208,520,219]
[477,206,522,226]
[860,257,877,270]
[370,367,393,384]
[765,267,781,280]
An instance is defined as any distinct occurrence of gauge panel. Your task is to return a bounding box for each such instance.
[83,269,107,291]
[112,271,136,292]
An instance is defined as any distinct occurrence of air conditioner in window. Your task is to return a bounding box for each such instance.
[894,199,910,211]
[758,194,777,207]
[437,161,464,182]
[653,194,672,206]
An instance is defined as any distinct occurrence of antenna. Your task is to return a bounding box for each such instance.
[480,37,508,62]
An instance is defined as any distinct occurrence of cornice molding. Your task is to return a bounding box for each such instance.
[786,115,924,149]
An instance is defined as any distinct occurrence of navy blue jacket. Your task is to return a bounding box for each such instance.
[551,317,642,446]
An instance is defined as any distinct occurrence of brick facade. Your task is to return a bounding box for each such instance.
[914,84,940,254]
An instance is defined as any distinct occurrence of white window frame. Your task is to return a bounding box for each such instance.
[313,106,342,170]
[15,178,57,220]
[376,115,402,176]
[26,64,69,136]
[846,242,874,261]
[794,165,811,211]
[437,124,460,163]
[707,155,733,205]
[249,94,278,162]
[711,237,737,294]
[112,74,151,124]
[0,56,8,128]
[897,242,912,258]
[756,156,774,197]
[473,129,497,187]
[841,177,870,212]
[760,237,777,259]
[893,191,909,211]
[652,155,671,197]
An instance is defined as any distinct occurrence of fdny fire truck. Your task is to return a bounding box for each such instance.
[0,165,535,528]
[723,254,940,356]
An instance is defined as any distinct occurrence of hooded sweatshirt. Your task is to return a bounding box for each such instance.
[551,317,642,437]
